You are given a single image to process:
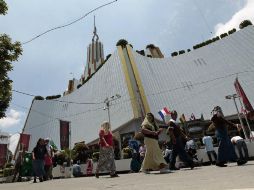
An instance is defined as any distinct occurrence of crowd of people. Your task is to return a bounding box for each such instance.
[29,106,250,181]
[126,107,249,175]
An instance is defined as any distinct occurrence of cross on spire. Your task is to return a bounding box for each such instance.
[92,15,99,42]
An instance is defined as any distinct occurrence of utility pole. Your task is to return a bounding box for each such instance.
[225,94,248,140]
[103,94,122,159]
[104,94,121,126]
[237,96,254,140]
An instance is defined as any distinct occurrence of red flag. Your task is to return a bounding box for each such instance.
[0,144,7,167]
[60,120,70,150]
[19,133,30,151]
[234,78,254,113]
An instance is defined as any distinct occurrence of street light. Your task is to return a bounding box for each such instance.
[103,94,121,126]
[225,93,247,139]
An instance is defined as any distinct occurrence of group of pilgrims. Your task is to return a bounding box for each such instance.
[31,106,249,180]
[95,106,249,177]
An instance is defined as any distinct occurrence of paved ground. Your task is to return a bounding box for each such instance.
[1,161,254,190]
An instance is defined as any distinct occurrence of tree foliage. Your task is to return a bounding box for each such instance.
[0,1,23,118]
[116,39,128,47]
[239,20,253,29]
[34,96,44,100]
[146,44,156,49]
[0,0,8,15]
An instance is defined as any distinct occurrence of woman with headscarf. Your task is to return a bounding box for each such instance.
[95,121,119,178]
[32,138,47,183]
[210,106,240,167]
[141,113,170,173]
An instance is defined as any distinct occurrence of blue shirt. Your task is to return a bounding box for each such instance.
[202,136,214,152]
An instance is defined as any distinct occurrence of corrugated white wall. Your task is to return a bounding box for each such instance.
[23,26,254,151]
[133,26,254,121]
[23,50,134,151]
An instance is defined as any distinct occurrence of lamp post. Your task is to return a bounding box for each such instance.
[104,94,121,126]
[225,94,247,139]
[236,95,254,140]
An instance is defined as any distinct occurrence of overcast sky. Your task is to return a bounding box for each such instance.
[0,0,253,135]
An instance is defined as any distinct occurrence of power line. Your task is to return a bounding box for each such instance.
[146,70,254,97]
[12,89,103,105]
[12,103,58,120]
[11,70,254,124]
[12,102,105,130]
[192,0,213,35]
[21,0,118,45]
[26,106,105,130]
[12,89,35,97]
[50,99,104,105]
[13,70,254,107]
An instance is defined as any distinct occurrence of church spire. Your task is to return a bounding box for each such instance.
[92,15,99,42]
[83,16,104,79]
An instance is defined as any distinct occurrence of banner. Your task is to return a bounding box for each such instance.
[19,133,31,151]
[60,120,70,150]
[234,78,254,113]
[0,144,7,167]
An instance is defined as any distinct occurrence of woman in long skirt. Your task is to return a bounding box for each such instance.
[32,138,47,183]
[95,121,118,178]
[210,106,239,167]
[141,113,170,173]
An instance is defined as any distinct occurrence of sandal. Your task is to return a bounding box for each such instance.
[110,173,119,178]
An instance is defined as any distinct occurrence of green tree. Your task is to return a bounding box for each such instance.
[0,0,8,15]
[239,20,253,29]
[0,0,22,118]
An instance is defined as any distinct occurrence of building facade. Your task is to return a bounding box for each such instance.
[22,26,254,151]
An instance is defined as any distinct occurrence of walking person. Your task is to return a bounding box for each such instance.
[129,139,141,173]
[32,138,47,183]
[95,121,118,178]
[210,106,239,167]
[231,133,248,164]
[44,138,53,180]
[202,132,217,164]
[140,113,170,174]
[167,110,194,170]
[139,142,146,163]
[162,144,172,164]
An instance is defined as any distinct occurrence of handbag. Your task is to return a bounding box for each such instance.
[134,131,144,141]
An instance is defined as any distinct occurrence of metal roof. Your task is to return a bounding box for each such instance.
[23,26,254,150]
[132,26,254,121]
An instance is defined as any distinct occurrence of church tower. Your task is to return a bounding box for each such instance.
[84,16,104,79]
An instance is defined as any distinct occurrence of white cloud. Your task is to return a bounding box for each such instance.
[215,0,254,36]
[0,109,23,129]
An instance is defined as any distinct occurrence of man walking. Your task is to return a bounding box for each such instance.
[167,110,194,170]
[202,132,217,164]
[231,134,248,165]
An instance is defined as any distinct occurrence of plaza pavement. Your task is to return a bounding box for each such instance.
[1,161,254,190]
